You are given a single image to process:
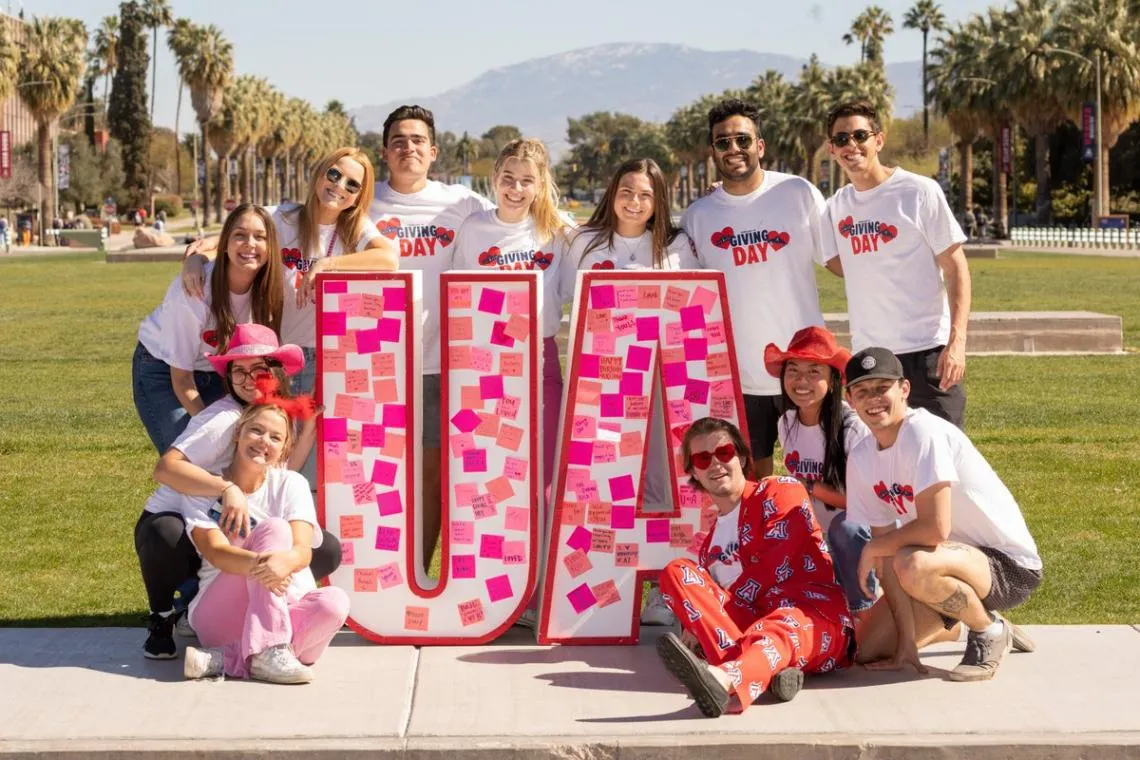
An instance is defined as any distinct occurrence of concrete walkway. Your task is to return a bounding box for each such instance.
[1,625,1138,758]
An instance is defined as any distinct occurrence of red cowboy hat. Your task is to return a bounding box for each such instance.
[764,325,850,380]
[205,323,304,376]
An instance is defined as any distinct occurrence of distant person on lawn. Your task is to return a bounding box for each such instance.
[820,99,972,429]
[843,347,1041,681]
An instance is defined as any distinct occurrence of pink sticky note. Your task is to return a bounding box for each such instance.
[571,415,597,439]
[507,289,529,315]
[479,374,505,400]
[485,574,513,603]
[568,440,593,467]
[591,331,616,356]
[502,540,526,564]
[361,423,385,448]
[645,518,670,543]
[355,328,381,354]
[610,505,635,530]
[321,312,346,336]
[462,448,488,473]
[635,317,660,341]
[504,506,530,531]
[371,459,398,486]
[449,432,477,458]
[382,286,406,311]
[382,404,407,428]
[375,525,401,551]
[503,456,528,481]
[600,394,624,418]
[451,409,482,433]
[343,461,366,486]
[478,288,505,314]
[691,285,717,313]
[578,353,600,379]
[479,533,504,559]
[451,520,475,544]
[609,474,636,502]
[663,362,688,387]
[377,317,402,342]
[454,482,479,506]
[619,371,643,396]
[706,321,727,345]
[567,583,597,614]
[626,344,652,372]
[323,417,348,442]
[679,304,706,331]
[683,337,708,361]
[340,540,355,565]
[324,280,348,294]
[665,321,685,346]
[452,554,476,579]
[350,397,377,423]
[684,378,711,405]
[590,284,616,309]
[378,562,403,590]
[376,489,403,516]
[567,525,593,553]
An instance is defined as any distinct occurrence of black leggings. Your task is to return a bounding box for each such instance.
[134,510,343,613]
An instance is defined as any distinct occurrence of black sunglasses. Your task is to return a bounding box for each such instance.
[712,134,755,153]
[325,166,363,195]
[829,129,878,148]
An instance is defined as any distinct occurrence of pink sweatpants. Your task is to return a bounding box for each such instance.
[189,517,349,679]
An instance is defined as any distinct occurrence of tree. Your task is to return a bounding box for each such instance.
[843,13,872,63]
[790,55,831,185]
[929,19,988,216]
[107,1,151,209]
[59,134,125,213]
[903,0,946,143]
[182,23,233,223]
[140,0,172,131]
[1052,0,1140,215]
[17,16,88,236]
[0,20,17,105]
[167,17,195,198]
[92,16,118,122]
[456,131,478,175]
[844,6,894,65]
[325,99,348,118]
[480,124,522,156]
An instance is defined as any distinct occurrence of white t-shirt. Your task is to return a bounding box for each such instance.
[565,228,700,274]
[138,261,253,373]
[821,168,968,353]
[846,408,1041,570]
[271,204,382,349]
[142,396,243,514]
[707,504,743,588]
[369,180,494,374]
[778,404,868,533]
[683,172,830,395]
[453,209,569,339]
[183,468,324,620]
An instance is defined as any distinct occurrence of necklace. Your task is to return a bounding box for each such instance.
[615,232,641,265]
[324,229,339,259]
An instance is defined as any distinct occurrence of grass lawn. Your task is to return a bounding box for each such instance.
[0,251,1136,627]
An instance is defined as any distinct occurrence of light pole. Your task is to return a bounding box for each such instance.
[1043,46,1104,221]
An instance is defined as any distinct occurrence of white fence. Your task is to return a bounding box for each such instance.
[1010,227,1140,249]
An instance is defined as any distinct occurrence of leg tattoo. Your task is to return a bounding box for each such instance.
[936,585,969,617]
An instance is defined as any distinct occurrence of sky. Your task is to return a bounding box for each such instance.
[8,0,999,134]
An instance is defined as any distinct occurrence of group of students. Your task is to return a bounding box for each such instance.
[127,97,1041,702]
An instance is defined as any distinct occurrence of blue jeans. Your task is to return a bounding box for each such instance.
[827,510,877,612]
[132,342,225,453]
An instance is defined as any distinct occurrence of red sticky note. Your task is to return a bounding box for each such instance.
[353,568,378,592]
[563,548,593,578]
[405,606,429,632]
[340,514,364,539]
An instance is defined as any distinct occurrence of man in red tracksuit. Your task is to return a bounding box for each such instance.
[655,417,855,717]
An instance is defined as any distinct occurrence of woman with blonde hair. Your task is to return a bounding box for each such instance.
[453,137,572,488]
[134,204,285,453]
[182,147,399,394]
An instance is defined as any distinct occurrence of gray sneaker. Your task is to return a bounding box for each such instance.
[250,644,313,685]
[770,667,804,702]
[949,622,1012,682]
[174,614,197,640]
[996,614,1036,653]
[183,646,224,680]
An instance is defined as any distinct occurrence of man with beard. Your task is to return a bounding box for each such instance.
[369,106,495,570]
[683,99,842,479]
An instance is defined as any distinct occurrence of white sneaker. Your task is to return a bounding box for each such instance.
[640,586,677,626]
[174,614,197,640]
[183,646,224,680]
[250,644,313,685]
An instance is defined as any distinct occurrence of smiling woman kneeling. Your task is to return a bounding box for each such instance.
[181,403,348,684]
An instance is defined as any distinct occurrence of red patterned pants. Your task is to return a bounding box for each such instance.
[658,558,851,710]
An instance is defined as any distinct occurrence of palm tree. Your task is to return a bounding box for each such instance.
[92,16,118,122]
[456,131,477,175]
[790,55,831,185]
[140,0,173,131]
[167,18,195,199]
[256,85,286,204]
[843,13,873,63]
[0,21,17,105]
[746,70,795,172]
[903,0,946,142]
[845,7,894,65]
[209,74,258,213]
[1052,0,1140,216]
[17,17,88,240]
[182,23,233,223]
[277,97,306,202]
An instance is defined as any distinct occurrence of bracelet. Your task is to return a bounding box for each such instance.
[221,482,239,498]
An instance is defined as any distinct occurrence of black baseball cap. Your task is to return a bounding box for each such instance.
[845,347,904,388]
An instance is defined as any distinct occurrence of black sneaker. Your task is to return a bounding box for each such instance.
[656,632,730,718]
[144,612,177,660]
[770,667,804,702]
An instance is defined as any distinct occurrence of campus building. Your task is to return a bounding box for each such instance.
[0,12,35,149]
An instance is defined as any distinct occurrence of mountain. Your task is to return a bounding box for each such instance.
[351,43,922,158]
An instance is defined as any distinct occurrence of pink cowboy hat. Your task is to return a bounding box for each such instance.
[205,323,304,376]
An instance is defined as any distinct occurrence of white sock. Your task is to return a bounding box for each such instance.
[705,663,733,691]
[981,615,1004,638]
[157,608,176,618]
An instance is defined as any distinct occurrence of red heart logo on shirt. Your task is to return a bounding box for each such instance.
[784,450,801,474]
[435,226,455,247]
[280,247,302,268]
[838,216,854,238]
[478,246,501,267]
[711,227,734,249]
[201,329,218,348]
[591,259,615,270]
[532,251,553,270]
[769,231,791,251]
[878,223,898,242]
[377,217,401,239]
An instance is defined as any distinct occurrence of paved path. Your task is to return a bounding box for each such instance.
[2,625,1138,758]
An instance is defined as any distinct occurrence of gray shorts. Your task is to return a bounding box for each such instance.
[941,547,1042,628]
[423,373,441,449]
